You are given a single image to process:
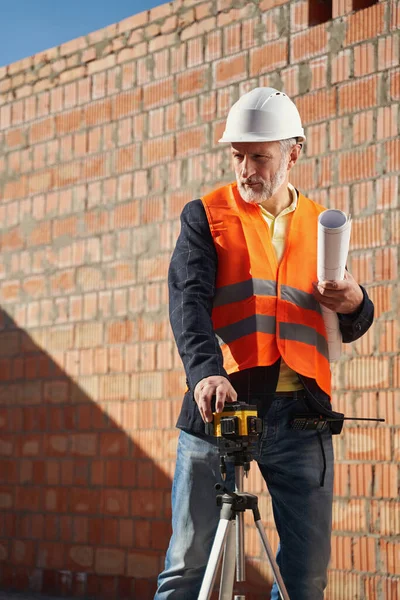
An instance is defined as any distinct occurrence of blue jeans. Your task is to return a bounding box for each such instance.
[155,394,334,600]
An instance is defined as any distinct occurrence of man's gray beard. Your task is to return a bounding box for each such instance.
[237,160,287,205]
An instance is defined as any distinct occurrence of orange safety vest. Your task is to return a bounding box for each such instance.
[201,182,332,397]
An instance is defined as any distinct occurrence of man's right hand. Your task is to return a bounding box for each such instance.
[194,376,237,423]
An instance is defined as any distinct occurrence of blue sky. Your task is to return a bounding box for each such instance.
[1,0,165,67]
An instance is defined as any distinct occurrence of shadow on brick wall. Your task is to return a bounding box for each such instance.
[0,311,273,600]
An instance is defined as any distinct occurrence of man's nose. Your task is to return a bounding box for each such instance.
[240,156,256,179]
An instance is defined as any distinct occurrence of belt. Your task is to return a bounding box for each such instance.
[274,390,306,397]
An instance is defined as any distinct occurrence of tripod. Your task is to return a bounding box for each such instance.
[198,461,290,600]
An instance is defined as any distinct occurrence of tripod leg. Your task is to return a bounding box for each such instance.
[218,520,236,600]
[255,520,290,600]
[198,518,231,600]
[235,465,245,582]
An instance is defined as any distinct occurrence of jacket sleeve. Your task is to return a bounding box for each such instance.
[168,199,229,393]
[337,285,374,343]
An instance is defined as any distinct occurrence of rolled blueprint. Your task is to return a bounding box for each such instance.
[317,209,352,362]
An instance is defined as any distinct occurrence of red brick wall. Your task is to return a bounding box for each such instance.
[0,0,399,598]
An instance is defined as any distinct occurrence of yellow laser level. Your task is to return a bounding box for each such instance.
[205,403,262,438]
[205,402,263,476]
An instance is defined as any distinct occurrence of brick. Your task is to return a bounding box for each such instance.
[385,138,400,173]
[148,107,164,137]
[99,431,129,456]
[205,30,222,62]
[380,540,400,575]
[376,175,398,210]
[120,63,135,92]
[374,247,398,281]
[0,228,24,252]
[106,320,135,345]
[352,213,384,249]
[16,84,33,99]
[106,261,136,288]
[305,123,327,157]
[113,145,139,173]
[373,464,399,498]
[149,32,176,54]
[240,18,258,50]
[87,54,116,75]
[223,23,242,55]
[214,53,248,86]
[353,536,376,572]
[176,125,207,157]
[119,11,148,33]
[291,24,327,62]
[371,500,400,537]
[114,200,139,229]
[309,56,327,90]
[100,489,129,516]
[332,498,368,532]
[333,0,352,18]
[59,66,86,84]
[112,89,142,118]
[55,109,82,135]
[140,195,164,224]
[338,75,379,114]
[70,433,97,456]
[75,323,103,348]
[60,37,86,56]
[249,40,287,76]
[5,128,25,149]
[378,320,398,354]
[82,155,107,180]
[127,551,159,578]
[142,136,174,167]
[345,3,386,45]
[296,88,336,125]
[290,158,317,190]
[377,105,398,141]
[369,284,394,318]
[349,463,373,497]
[354,42,375,76]
[84,99,112,126]
[176,67,208,100]
[331,49,351,84]
[68,546,93,570]
[143,78,174,108]
[29,117,54,143]
[23,276,46,298]
[137,255,170,282]
[353,110,374,145]
[330,535,352,570]
[338,146,377,183]
[11,100,24,125]
[50,270,75,295]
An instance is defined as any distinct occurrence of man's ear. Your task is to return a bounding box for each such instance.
[287,143,302,171]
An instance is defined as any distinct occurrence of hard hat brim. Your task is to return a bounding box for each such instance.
[218,133,306,143]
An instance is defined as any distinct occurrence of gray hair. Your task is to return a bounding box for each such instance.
[279,137,298,158]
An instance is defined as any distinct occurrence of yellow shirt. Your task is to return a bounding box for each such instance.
[259,183,303,391]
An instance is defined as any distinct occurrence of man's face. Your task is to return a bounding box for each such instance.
[231,141,288,205]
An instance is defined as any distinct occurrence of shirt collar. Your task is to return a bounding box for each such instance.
[260,183,298,220]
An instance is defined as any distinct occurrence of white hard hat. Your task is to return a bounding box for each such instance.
[219,87,306,143]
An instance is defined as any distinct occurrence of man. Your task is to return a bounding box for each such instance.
[154,88,374,600]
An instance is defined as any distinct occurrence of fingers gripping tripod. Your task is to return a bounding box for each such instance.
[198,404,290,600]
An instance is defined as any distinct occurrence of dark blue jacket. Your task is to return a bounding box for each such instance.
[169,199,374,435]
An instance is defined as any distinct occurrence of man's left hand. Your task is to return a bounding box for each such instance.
[312,270,364,314]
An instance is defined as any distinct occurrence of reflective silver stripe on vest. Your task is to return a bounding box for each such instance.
[280,285,322,314]
[215,314,276,345]
[213,278,277,308]
[279,322,329,360]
